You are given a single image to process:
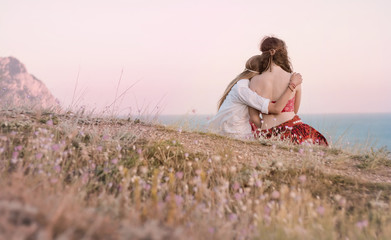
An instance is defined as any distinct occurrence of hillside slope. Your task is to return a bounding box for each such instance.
[0,109,390,239]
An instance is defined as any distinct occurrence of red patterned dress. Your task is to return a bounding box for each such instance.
[250,98,328,146]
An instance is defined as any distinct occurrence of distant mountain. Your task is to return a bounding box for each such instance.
[0,57,59,109]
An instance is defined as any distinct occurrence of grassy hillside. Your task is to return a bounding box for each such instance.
[0,109,390,239]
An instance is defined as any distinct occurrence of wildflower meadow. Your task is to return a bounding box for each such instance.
[0,108,390,239]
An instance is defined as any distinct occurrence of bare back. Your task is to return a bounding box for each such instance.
[249,64,301,130]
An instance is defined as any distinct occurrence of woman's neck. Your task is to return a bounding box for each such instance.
[267,62,282,73]
[270,62,280,69]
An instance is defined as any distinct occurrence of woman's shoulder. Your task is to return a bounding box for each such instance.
[251,73,272,85]
[250,75,272,90]
[237,78,250,83]
[235,79,250,86]
[270,68,291,82]
[230,79,250,92]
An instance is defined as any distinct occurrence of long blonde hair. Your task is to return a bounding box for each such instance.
[217,55,263,109]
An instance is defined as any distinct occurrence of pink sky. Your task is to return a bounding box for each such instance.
[1,0,390,115]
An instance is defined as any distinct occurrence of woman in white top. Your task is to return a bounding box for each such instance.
[208,55,302,139]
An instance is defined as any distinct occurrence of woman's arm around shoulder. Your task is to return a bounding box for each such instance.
[268,72,302,114]
[294,84,302,114]
[235,80,271,114]
[248,79,273,128]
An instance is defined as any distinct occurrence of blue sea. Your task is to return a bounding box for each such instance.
[154,113,391,151]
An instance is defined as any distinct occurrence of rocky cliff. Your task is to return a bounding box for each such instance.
[0,57,59,109]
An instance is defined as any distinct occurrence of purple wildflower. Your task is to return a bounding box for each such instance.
[176,171,184,179]
[255,180,263,187]
[51,144,60,152]
[144,184,151,191]
[36,153,43,160]
[271,190,280,199]
[299,175,307,183]
[82,173,89,184]
[264,205,271,215]
[234,192,242,200]
[316,206,325,216]
[54,165,61,173]
[111,158,118,164]
[356,220,369,230]
[14,145,23,151]
[175,195,184,206]
[232,182,240,191]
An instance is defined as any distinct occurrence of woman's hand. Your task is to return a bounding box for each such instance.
[290,72,303,87]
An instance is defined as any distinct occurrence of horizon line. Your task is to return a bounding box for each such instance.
[150,112,391,116]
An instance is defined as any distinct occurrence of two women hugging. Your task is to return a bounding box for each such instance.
[209,36,328,146]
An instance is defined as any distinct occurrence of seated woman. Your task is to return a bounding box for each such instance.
[208,54,302,139]
[249,37,328,146]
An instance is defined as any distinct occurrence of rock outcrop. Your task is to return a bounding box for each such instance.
[0,57,59,109]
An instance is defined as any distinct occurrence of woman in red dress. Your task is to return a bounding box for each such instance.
[249,36,328,146]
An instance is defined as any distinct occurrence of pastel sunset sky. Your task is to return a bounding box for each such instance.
[1,0,390,115]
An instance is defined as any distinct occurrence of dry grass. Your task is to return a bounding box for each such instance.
[0,108,391,240]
